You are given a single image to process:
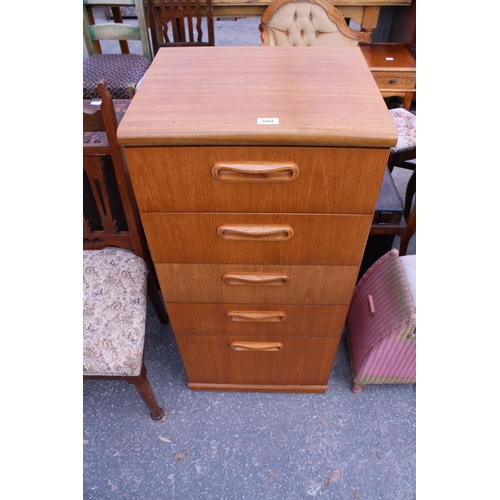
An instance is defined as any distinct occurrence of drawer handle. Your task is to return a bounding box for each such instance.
[212,162,299,182]
[389,78,397,84]
[226,311,287,322]
[222,272,290,286]
[230,341,284,352]
[217,224,294,241]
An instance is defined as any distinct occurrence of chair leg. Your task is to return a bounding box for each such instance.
[126,364,167,421]
[400,203,416,257]
[147,273,169,324]
[400,169,416,256]
[403,170,416,222]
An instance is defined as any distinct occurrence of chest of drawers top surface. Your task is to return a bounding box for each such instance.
[117,46,397,149]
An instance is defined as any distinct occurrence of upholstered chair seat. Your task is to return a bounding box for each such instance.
[83,246,148,377]
[83,54,152,100]
[389,108,416,155]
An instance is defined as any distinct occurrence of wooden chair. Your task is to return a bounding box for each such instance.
[83,0,152,99]
[146,0,215,54]
[259,0,371,46]
[84,82,168,421]
[387,108,416,253]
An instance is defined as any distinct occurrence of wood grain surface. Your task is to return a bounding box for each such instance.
[167,303,348,337]
[117,46,397,148]
[124,146,389,214]
[141,212,372,265]
[155,263,359,304]
[175,334,341,387]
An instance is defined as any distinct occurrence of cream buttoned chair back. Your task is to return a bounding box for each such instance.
[259,0,371,46]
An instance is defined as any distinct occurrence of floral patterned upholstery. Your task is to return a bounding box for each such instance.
[389,108,416,154]
[83,54,151,99]
[83,247,148,377]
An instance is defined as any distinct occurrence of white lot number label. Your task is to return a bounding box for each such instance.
[257,118,279,125]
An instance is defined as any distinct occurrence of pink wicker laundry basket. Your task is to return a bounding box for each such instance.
[346,249,416,393]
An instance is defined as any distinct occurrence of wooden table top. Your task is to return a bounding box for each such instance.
[117,46,397,148]
[360,43,416,72]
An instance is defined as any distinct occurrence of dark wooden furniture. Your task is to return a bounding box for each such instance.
[84,94,168,324]
[84,82,167,420]
[384,0,416,58]
[117,46,397,393]
[360,43,416,110]
[147,0,412,37]
[360,167,406,278]
[146,0,215,53]
[388,149,415,173]
[399,169,415,256]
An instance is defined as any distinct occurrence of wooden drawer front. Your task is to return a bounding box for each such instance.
[371,72,416,91]
[175,335,341,388]
[167,303,347,337]
[125,146,388,214]
[142,213,372,266]
[156,263,358,305]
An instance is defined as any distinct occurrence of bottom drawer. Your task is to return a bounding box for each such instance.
[175,335,341,393]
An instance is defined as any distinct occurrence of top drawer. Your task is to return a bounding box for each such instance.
[124,146,388,214]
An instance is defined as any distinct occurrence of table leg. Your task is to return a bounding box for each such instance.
[361,6,380,34]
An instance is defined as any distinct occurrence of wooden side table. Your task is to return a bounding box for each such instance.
[360,43,416,110]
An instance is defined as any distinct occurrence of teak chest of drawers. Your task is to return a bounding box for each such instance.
[117,46,397,393]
